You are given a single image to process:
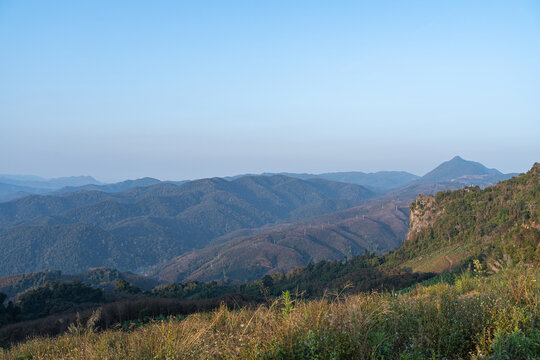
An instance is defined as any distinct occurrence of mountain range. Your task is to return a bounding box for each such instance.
[0,175,374,276]
[0,175,101,202]
[0,160,536,352]
[225,171,419,192]
[0,156,521,279]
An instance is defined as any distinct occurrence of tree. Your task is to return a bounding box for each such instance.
[0,292,6,315]
[114,279,142,294]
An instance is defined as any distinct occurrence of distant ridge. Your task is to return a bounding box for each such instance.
[0,176,189,202]
[0,175,102,202]
[56,177,169,194]
[0,175,100,189]
[226,171,419,192]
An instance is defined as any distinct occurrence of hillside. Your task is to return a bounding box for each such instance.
[391,163,539,273]
[22,268,540,359]
[154,202,409,283]
[0,175,374,276]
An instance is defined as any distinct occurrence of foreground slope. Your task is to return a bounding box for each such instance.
[2,267,538,359]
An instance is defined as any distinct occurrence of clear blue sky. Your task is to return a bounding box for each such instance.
[1,0,539,182]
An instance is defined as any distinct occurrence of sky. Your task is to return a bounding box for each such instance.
[0,0,539,182]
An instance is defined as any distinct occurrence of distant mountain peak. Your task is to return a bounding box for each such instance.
[420,156,502,183]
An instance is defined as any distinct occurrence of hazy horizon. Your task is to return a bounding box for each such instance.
[0,154,532,184]
[1,1,539,182]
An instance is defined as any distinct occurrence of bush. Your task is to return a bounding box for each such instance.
[489,329,540,360]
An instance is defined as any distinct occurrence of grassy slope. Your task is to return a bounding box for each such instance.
[1,267,538,360]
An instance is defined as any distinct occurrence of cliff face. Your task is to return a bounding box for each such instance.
[407,194,441,243]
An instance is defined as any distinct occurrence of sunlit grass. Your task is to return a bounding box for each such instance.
[1,267,538,360]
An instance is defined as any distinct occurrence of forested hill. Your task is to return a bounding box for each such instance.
[0,175,374,276]
[153,201,409,283]
[0,268,162,299]
[391,163,539,272]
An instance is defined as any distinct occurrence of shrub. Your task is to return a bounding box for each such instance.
[489,328,540,360]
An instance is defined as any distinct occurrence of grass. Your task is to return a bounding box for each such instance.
[401,244,473,273]
[0,267,538,360]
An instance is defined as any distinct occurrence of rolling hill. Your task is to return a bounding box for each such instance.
[0,175,374,276]
[153,201,409,283]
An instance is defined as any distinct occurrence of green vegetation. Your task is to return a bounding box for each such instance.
[0,271,63,298]
[0,268,160,300]
[0,294,17,327]
[0,267,537,359]
[152,253,431,300]
[393,163,539,269]
[5,281,103,323]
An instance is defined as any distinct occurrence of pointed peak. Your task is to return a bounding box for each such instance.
[420,157,503,183]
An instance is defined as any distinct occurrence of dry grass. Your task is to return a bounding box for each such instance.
[402,244,473,273]
[1,267,538,360]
